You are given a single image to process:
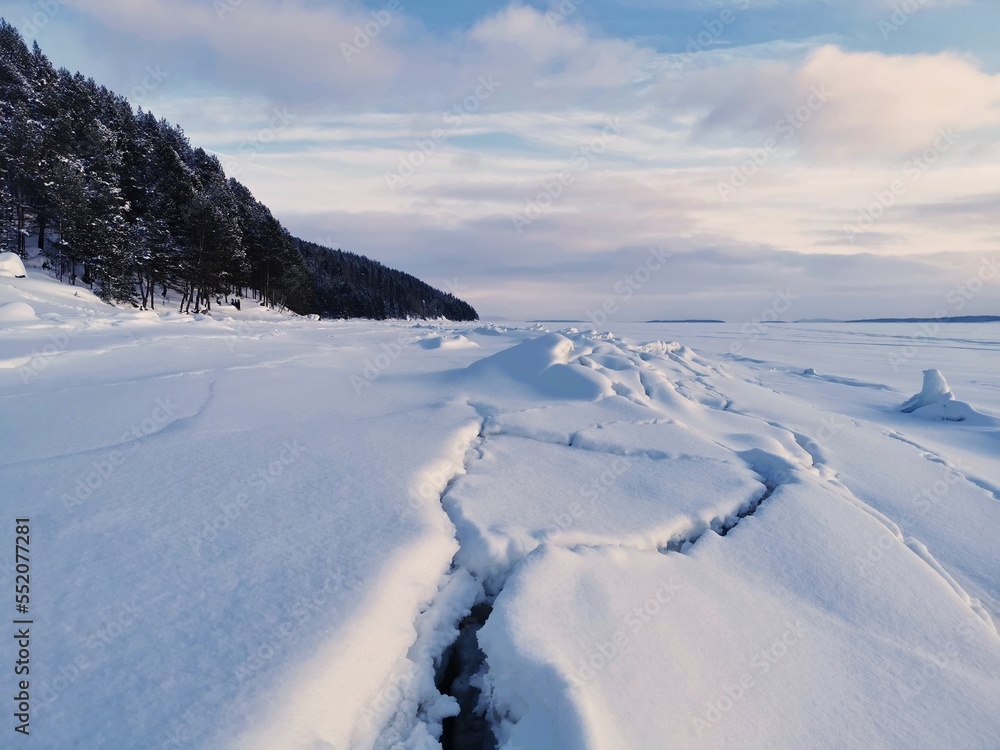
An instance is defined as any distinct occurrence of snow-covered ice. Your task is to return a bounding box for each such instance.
[2,271,999,749]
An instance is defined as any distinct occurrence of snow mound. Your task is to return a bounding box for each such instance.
[419,334,479,350]
[0,301,36,322]
[901,369,953,412]
[465,333,614,400]
[900,369,994,423]
[0,252,27,277]
[473,324,512,336]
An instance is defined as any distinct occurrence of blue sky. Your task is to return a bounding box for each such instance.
[6,0,1000,320]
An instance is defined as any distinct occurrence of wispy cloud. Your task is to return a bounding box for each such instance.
[13,0,1000,318]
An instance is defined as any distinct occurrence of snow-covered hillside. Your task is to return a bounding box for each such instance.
[2,270,998,749]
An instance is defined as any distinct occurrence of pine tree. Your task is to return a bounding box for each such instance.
[181,149,244,312]
[0,21,477,319]
[0,22,36,256]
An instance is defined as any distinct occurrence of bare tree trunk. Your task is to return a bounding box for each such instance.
[15,204,25,257]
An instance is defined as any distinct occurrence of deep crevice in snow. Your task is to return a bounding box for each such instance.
[376,411,502,750]
[432,414,501,750]
[437,601,496,750]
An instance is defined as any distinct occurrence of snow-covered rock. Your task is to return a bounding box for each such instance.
[0,251,27,278]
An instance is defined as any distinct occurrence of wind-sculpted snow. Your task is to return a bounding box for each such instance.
[900,368,999,425]
[463,332,614,401]
[444,433,765,591]
[480,492,1000,749]
[391,327,1000,748]
[418,334,480,350]
[1,272,998,749]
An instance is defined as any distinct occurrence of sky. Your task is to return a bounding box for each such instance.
[5,0,1000,322]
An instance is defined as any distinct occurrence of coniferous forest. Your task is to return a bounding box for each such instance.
[0,20,478,320]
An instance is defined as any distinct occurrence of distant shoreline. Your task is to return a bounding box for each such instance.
[795,315,1000,324]
[525,316,999,325]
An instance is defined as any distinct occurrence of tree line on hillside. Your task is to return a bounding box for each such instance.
[297,239,477,320]
[0,20,477,320]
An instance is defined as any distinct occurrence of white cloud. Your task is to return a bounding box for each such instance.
[673,45,1000,160]
[73,0,405,97]
[48,2,1000,318]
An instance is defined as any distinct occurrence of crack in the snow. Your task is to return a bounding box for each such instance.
[885,430,1000,502]
[410,388,791,747]
[680,371,997,632]
[437,601,496,750]
[380,409,500,750]
[483,425,742,465]
[661,480,778,554]
[434,414,498,750]
[392,336,997,746]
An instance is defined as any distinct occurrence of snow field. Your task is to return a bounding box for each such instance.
[1,271,998,748]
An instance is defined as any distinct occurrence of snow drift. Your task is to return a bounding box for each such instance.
[0,301,36,322]
[0,251,27,278]
[464,332,613,400]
